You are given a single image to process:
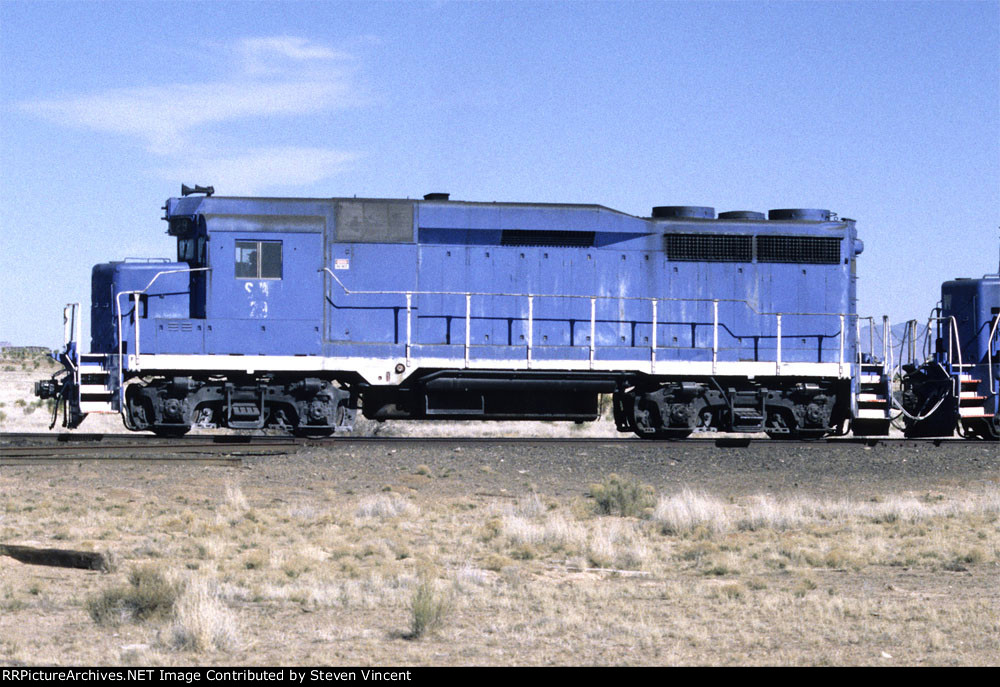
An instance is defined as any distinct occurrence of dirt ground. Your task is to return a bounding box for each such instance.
[1,438,998,666]
[1,352,998,666]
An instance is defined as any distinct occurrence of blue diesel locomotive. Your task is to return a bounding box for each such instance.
[898,275,1000,440]
[37,187,900,439]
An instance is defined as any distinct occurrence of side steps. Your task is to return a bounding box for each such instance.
[853,362,891,435]
[77,354,116,414]
[957,373,993,420]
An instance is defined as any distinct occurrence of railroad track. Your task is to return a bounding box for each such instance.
[0,433,296,465]
[0,431,965,463]
[1,455,246,466]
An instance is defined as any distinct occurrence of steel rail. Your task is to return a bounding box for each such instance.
[1,432,969,451]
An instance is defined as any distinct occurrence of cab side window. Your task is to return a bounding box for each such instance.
[235,240,282,279]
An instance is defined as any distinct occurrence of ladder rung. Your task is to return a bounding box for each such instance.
[856,408,888,419]
[80,385,112,395]
[959,408,993,418]
[857,393,886,403]
[79,401,116,413]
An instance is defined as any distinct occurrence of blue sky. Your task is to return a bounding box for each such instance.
[1,0,998,346]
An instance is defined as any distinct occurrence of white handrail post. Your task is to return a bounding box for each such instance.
[74,304,81,361]
[881,315,888,362]
[839,314,845,377]
[949,316,961,398]
[776,313,782,375]
[405,292,412,366]
[464,293,471,368]
[887,317,895,396]
[987,314,999,390]
[855,316,862,364]
[63,305,72,348]
[115,293,125,412]
[712,300,718,374]
[650,299,657,375]
[948,317,953,366]
[133,293,141,359]
[589,297,596,370]
[951,316,963,369]
[527,295,534,369]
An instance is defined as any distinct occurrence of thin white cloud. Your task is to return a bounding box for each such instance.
[156,147,362,195]
[240,35,353,62]
[23,79,360,154]
[18,36,367,190]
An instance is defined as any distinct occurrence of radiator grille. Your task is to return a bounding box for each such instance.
[757,236,840,264]
[665,234,753,262]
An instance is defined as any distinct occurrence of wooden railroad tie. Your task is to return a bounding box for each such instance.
[0,543,111,572]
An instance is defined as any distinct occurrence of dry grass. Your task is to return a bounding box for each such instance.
[355,493,418,520]
[653,489,1000,535]
[87,566,179,626]
[169,577,241,653]
[588,473,657,517]
[1,455,998,665]
[408,575,451,639]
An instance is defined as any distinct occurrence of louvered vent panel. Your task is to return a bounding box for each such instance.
[757,236,840,264]
[665,234,753,262]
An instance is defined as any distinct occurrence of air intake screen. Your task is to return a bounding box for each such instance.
[665,234,753,262]
[757,236,840,264]
[500,230,596,247]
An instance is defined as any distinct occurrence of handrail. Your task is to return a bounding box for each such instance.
[893,319,918,370]
[319,267,856,318]
[61,304,81,411]
[854,315,879,362]
[114,267,211,409]
[988,314,999,391]
[61,303,81,372]
[946,315,963,372]
[320,267,857,375]
[918,315,963,398]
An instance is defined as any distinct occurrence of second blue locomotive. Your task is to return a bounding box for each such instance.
[899,275,999,439]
